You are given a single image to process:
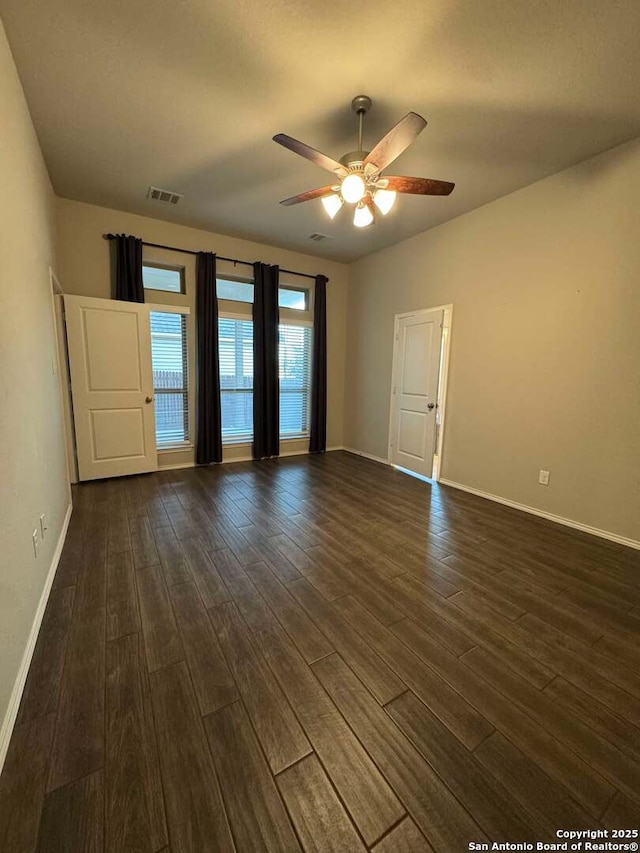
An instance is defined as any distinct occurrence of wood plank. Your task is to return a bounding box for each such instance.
[386,690,545,841]
[313,653,488,851]
[214,516,261,565]
[276,754,367,853]
[106,551,140,641]
[543,675,640,761]
[462,645,640,806]
[105,633,167,853]
[47,606,106,792]
[149,662,234,852]
[129,516,159,570]
[240,526,302,583]
[396,575,555,687]
[602,792,640,829]
[74,537,107,615]
[169,582,238,715]
[288,579,406,705]
[153,525,192,587]
[0,714,55,853]
[17,586,75,724]
[372,818,434,853]
[180,537,230,608]
[204,701,301,852]
[474,732,602,834]
[209,550,275,632]
[245,561,334,663]
[335,596,494,750]
[37,770,104,853]
[52,536,84,589]
[390,617,614,818]
[136,564,184,672]
[209,602,311,774]
[257,624,404,844]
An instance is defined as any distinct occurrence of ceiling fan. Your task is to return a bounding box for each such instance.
[273,95,454,228]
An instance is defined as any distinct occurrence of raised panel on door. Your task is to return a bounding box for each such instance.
[390,309,443,478]
[65,295,158,481]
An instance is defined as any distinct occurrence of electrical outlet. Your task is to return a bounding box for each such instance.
[40,513,47,539]
[32,529,39,558]
[538,469,550,485]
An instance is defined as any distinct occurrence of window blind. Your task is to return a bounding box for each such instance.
[219,317,254,441]
[279,324,312,437]
[150,312,189,446]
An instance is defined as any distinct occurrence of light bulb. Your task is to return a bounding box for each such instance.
[321,194,343,219]
[353,202,374,228]
[341,173,366,204]
[373,189,396,215]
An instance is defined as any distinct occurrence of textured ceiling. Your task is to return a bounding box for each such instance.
[1,0,640,262]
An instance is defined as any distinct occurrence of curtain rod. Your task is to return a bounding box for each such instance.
[102,234,323,282]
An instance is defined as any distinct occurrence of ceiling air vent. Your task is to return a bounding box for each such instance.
[147,186,183,205]
[309,233,331,242]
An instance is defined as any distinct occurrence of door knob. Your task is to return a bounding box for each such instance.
[427,402,435,410]
[145,395,154,404]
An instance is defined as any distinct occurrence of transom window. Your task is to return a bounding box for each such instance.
[216,277,308,310]
[143,262,185,294]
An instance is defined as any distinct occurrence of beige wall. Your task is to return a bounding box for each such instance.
[346,137,640,543]
[55,198,348,463]
[0,21,70,757]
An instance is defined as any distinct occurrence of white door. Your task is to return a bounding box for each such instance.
[65,294,158,481]
[389,308,444,477]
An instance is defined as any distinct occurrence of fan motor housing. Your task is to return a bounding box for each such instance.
[339,151,369,168]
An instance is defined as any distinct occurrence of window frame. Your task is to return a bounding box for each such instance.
[278,284,309,312]
[148,304,192,451]
[218,312,255,445]
[143,261,186,295]
[279,317,313,439]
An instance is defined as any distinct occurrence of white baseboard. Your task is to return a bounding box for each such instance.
[342,446,391,467]
[0,501,73,775]
[438,478,640,551]
[159,446,348,471]
[157,461,197,471]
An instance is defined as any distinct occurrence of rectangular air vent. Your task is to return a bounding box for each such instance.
[309,233,330,242]
[147,186,183,205]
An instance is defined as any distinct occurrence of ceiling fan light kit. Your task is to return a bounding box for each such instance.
[274,95,455,229]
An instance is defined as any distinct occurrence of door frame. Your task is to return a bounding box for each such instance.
[387,304,454,482]
[49,268,78,487]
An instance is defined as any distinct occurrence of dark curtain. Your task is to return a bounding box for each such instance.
[195,252,223,464]
[114,234,144,302]
[253,262,280,459]
[309,274,328,453]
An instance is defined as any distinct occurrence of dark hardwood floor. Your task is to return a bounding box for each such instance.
[1,451,639,851]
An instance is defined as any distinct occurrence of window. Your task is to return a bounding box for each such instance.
[150,312,189,447]
[217,278,254,304]
[279,324,312,437]
[143,263,185,294]
[216,277,308,311]
[219,318,254,441]
[279,287,308,311]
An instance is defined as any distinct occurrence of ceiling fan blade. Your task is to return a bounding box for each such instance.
[273,134,348,177]
[279,185,337,206]
[384,176,455,196]
[364,112,427,171]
